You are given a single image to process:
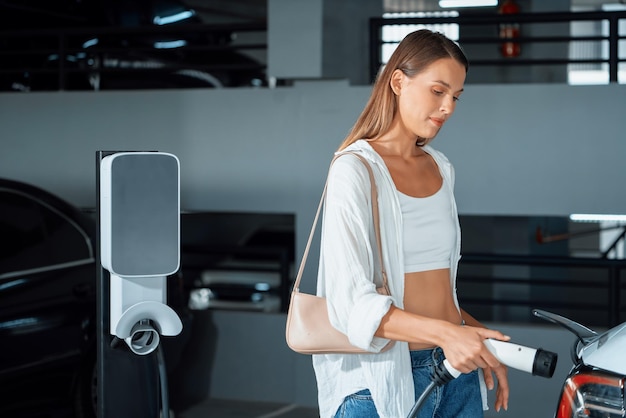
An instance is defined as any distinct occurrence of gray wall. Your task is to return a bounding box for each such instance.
[1,81,625,218]
[1,80,625,416]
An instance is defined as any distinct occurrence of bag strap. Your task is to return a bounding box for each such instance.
[292,152,389,294]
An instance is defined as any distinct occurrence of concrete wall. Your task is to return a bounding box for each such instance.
[268,0,382,85]
[1,81,624,217]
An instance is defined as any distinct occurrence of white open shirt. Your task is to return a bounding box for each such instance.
[312,140,487,418]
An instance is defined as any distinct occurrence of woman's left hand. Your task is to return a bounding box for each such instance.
[459,309,510,411]
[483,362,509,412]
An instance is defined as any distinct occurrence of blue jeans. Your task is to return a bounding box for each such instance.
[333,348,483,418]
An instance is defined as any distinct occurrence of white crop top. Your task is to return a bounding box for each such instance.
[397,176,456,274]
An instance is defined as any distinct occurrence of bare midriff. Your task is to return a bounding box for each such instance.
[404,268,462,350]
[370,142,461,349]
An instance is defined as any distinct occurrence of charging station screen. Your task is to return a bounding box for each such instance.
[109,153,179,276]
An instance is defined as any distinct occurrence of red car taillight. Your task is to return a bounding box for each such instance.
[557,370,625,417]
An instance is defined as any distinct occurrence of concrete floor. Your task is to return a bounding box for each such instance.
[177,398,319,418]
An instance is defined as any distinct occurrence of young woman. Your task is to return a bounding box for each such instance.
[313,30,511,418]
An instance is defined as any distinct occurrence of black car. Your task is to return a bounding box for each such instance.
[0,178,192,417]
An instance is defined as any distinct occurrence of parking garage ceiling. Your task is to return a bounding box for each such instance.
[0,0,619,29]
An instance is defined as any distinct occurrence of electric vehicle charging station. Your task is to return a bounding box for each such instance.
[96,151,182,418]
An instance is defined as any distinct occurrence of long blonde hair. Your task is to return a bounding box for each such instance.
[337,29,468,151]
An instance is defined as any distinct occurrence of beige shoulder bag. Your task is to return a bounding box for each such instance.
[285,152,394,355]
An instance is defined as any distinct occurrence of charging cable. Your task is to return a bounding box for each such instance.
[110,319,172,418]
[407,359,459,418]
[156,344,170,418]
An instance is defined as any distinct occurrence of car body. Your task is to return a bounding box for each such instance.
[534,309,626,417]
[556,365,626,417]
[0,178,192,417]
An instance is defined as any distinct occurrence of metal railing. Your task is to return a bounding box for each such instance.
[369,10,626,84]
[457,252,626,328]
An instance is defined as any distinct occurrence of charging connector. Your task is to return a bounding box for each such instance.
[407,340,558,418]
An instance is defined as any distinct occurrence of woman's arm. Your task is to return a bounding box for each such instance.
[376,305,510,374]
[320,155,395,351]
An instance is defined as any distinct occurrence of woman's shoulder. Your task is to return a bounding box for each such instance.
[335,140,382,166]
[327,142,381,188]
[330,151,369,179]
[338,139,372,154]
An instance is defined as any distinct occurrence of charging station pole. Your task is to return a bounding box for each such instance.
[96,151,167,418]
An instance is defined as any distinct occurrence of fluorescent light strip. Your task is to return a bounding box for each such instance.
[439,0,498,8]
[154,40,187,49]
[153,10,194,25]
[82,38,99,49]
[569,214,626,223]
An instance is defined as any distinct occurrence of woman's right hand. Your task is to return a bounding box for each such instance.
[438,324,510,374]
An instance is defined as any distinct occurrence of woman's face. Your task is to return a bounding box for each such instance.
[390,58,466,142]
